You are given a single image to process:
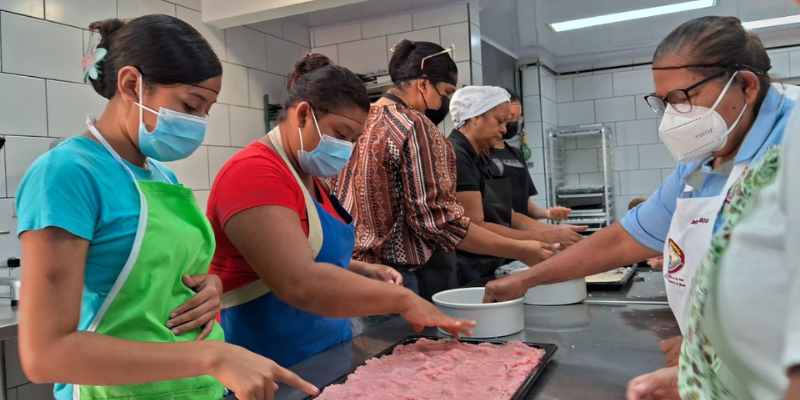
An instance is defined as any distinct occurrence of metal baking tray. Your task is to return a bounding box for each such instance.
[307,335,558,400]
[586,265,637,291]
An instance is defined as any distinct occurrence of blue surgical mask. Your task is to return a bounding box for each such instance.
[135,74,207,162]
[297,108,354,178]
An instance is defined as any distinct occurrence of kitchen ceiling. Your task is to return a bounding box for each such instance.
[273,0,800,71]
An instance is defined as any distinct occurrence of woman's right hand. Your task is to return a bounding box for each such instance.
[516,240,558,266]
[211,343,319,400]
[399,293,476,338]
[545,207,572,221]
[648,256,664,271]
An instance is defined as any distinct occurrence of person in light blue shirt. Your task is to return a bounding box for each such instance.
[622,83,793,253]
[483,16,796,344]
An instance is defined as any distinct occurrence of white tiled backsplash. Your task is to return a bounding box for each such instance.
[522,46,800,222]
[522,57,727,219]
[311,3,479,83]
[0,0,311,265]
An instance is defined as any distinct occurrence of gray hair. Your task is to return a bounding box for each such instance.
[653,16,772,114]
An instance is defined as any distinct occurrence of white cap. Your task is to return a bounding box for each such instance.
[450,86,511,128]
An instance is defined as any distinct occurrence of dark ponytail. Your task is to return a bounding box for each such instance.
[87,14,222,99]
[654,16,772,114]
[505,88,520,102]
[389,40,458,87]
[282,53,369,119]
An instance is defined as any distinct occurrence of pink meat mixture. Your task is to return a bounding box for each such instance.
[315,339,546,400]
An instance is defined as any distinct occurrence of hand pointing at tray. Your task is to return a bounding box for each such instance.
[399,294,477,338]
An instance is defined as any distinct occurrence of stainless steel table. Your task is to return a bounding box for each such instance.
[273,269,679,400]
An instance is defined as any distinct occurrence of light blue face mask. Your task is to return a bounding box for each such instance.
[135,74,207,162]
[297,108,355,178]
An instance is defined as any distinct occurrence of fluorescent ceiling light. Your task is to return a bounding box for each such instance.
[549,0,717,32]
[743,15,800,30]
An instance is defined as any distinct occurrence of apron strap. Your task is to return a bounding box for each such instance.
[723,161,748,193]
[84,115,151,332]
[221,126,325,309]
[85,115,173,184]
[267,126,324,257]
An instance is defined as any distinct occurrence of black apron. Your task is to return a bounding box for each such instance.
[456,173,514,286]
[381,93,459,300]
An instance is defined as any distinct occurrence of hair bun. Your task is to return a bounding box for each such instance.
[391,39,416,59]
[288,53,333,89]
[88,18,125,47]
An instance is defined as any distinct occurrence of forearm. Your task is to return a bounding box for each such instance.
[478,220,537,240]
[457,223,524,260]
[478,219,553,242]
[21,330,221,385]
[518,223,658,287]
[348,259,370,275]
[274,263,415,319]
[527,219,558,231]
[527,201,548,220]
[785,366,800,400]
[512,211,554,231]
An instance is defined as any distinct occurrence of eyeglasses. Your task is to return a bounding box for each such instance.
[420,44,456,70]
[643,69,733,116]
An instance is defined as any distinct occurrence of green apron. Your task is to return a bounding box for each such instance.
[79,120,225,399]
[679,145,782,400]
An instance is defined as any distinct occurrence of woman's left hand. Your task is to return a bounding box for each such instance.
[167,274,222,340]
[358,264,404,286]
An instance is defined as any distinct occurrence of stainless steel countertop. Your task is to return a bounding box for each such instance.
[0,300,19,340]
[584,268,668,305]
[273,269,679,400]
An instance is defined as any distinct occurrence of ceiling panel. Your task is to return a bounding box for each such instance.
[249,0,800,72]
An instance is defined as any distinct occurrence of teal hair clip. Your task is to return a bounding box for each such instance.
[81,46,107,83]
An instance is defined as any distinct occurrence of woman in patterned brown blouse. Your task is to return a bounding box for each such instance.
[332,40,554,301]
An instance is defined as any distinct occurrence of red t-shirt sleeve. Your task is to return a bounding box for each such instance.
[212,150,305,228]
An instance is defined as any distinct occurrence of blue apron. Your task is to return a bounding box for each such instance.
[219,127,355,367]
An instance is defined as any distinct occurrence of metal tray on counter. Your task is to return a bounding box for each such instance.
[586,265,637,291]
[306,335,558,400]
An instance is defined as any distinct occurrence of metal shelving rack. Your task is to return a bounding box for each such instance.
[546,124,615,235]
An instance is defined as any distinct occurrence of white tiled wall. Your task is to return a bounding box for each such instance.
[555,67,674,220]
[520,44,800,220]
[0,0,311,265]
[524,45,800,221]
[522,64,675,220]
[310,3,479,85]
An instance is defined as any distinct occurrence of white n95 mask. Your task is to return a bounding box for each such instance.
[658,72,747,163]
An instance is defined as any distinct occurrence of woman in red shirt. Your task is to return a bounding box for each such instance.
[207,54,474,368]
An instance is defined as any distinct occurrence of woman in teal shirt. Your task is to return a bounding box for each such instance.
[16,15,316,400]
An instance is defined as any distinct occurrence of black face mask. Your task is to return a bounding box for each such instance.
[421,84,450,126]
[503,121,520,140]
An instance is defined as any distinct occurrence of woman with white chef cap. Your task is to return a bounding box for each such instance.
[448,86,581,285]
[483,16,796,358]
[489,88,575,224]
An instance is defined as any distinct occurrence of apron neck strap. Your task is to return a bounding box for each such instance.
[86,115,173,184]
[267,126,309,191]
[266,126,325,258]
[723,161,748,193]
[382,93,408,108]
